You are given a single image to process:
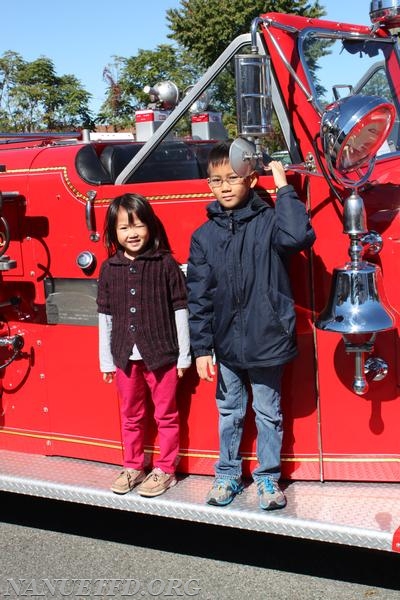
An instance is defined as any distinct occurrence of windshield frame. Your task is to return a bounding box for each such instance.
[298,27,399,111]
[298,27,400,159]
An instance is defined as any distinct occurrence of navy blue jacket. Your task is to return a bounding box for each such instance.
[187,186,316,368]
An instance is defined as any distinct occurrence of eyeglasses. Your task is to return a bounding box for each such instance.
[208,175,245,188]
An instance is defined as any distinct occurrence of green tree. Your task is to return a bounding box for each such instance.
[97,58,133,131]
[99,45,201,130]
[0,51,24,130]
[166,0,325,68]
[48,74,94,130]
[165,1,327,146]
[121,44,199,107]
[0,52,93,132]
[98,2,328,138]
[11,57,58,131]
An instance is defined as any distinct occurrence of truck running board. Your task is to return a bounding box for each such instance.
[0,449,399,553]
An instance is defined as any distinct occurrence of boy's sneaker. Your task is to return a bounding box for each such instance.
[136,468,177,497]
[206,477,244,506]
[110,469,146,494]
[256,477,287,510]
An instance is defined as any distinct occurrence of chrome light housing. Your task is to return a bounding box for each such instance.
[321,95,395,185]
[185,87,211,114]
[370,0,400,28]
[143,81,179,109]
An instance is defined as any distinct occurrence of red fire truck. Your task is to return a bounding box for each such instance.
[1,1,400,552]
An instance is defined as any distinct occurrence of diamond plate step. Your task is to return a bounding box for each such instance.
[1,449,399,552]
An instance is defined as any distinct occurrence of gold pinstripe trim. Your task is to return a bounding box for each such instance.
[322,457,400,463]
[6,166,88,201]
[1,429,399,463]
[95,193,215,206]
[0,428,120,449]
[95,190,276,206]
[3,166,276,204]
[4,166,214,204]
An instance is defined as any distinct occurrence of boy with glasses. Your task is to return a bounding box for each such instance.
[186,141,315,509]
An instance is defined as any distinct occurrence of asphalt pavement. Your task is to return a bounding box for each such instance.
[1,492,400,599]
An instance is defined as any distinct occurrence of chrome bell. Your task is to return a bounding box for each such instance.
[315,261,394,334]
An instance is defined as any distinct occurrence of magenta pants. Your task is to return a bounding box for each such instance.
[115,361,179,473]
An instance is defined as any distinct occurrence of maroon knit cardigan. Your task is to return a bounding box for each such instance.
[97,249,188,371]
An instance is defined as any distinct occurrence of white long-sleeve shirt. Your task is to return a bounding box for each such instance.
[99,308,191,373]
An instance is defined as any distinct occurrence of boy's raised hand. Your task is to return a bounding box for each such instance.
[264,160,288,189]
[195,356,215,382]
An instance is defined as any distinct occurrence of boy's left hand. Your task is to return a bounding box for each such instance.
[264,160,288,189]
[177,367,188,378]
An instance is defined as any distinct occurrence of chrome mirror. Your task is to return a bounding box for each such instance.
[235,54,272,137]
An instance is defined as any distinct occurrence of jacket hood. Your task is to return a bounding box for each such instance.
[206,190,267,227]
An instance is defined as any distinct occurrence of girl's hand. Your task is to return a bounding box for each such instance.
[177,367,189,378]
[102,372,115,383]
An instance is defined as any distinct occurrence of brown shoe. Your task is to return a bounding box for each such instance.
[136,468,177,497]
[110,469,146,494]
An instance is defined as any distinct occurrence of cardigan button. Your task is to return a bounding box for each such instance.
[130,288,136,295]
[129,266,136,273]
[130,307,136,313]
[129,324,136,332]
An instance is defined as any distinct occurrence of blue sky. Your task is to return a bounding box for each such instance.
[1,0,370,114]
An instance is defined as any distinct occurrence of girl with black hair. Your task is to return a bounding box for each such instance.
[97,193,191,497]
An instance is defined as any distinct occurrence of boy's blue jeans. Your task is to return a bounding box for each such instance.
[215,362,284,482]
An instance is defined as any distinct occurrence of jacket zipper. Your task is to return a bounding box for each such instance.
[228,212,241,305]
[230,213,246,362]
